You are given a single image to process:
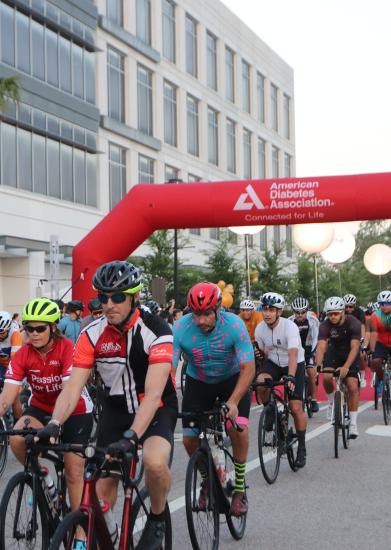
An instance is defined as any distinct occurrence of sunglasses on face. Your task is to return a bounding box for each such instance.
[193,310,214,317]
[327,311,342,318]
[98,292,129,304]
[25,325,49,334]
[345,305,355,309]
[379,302,391,307]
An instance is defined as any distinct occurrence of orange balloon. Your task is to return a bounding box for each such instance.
[221,291,233,308]
[217,280,226,290]
[225,284,234,295]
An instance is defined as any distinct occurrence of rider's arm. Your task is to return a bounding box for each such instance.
[315,339,328,366]
[0,348,27,415]
[228,319,255,409]
[368,316,378,352]
[287,347,298,376]
[341,339,360,372]
[0,382,21,416]
[51,367,91,424]
[227,359,255,409]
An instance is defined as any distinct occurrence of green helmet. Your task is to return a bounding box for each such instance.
[22,298,60,324]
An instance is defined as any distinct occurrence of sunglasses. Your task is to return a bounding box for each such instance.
[327,311,342,317]
[379,302,391,306]
[25,324,49,334]
[192,309,214,317]
[345,305,355,309]
[262,306,277,312]
[98,292,130,304]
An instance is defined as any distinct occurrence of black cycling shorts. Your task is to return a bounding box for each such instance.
[182,373,252,436]
[23,406,92,445]
[259,358,305,401]
[97,395,177,448]
[373,341,391,360]
[323,351,360,379]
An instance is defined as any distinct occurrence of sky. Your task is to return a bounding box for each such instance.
[221,0,391,179]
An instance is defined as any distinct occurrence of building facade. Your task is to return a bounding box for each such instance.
[0,0,295,311]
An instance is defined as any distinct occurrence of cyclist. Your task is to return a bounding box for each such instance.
[173,282,255,516]
[58,300,84,342]
[0,299,93,519]
[366,290,391,390]
[238,299,263,343]
[37,261,177,550]
[0,310,24,418]
[80,298,103,330]
[254,292,307,468]
[344,294,367,387]
[315,296,361,438]
[289,297,320,413]
[145,300,162,315]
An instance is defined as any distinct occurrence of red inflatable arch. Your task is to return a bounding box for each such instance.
[72,172,391,303]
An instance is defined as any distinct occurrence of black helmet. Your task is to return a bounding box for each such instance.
[93,261,142,294]
[67,300,84,313]
[145,300,161,315]
[88,298,102,312]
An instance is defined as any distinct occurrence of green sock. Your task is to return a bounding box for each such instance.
[234,461,246,493]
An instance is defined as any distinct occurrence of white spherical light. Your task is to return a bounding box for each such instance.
[321,231,356,264]
[363,243,391,275]
[229,225,265,236]
[293,223,335,253]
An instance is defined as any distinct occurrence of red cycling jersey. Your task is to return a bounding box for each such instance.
[371,311,391,347]
[5,337,92,415]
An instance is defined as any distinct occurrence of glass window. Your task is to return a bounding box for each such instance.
[74,149,86,204]
[59,36,72,93]
[19,103,32,125]
[272,145,279,178]
[225,47,234,103]
[270,83,278,131]
[0,3,15,66]
[109,143,126,209]
[32,110,46,130]
[61,143,73,202]
[107,47,125,122]
[283,94,290,139]
[164,80,177,147]
[189,228,201,236]
[185,15,197,77]
[47,117,60,135]
[72,43,84,99]
[206,31,217,91]
[162,0,175,62]
[226,118,236,174]
[286,225,293,257]
[258,138,265,178]
[107,0,123,26]
[46,28,59,87]
[61,121,73,140]
[86,153,97,207]
[137,65,153,136]
[47,140,60,198]
[32,0,45,15]
[273,225,280,249]
[71,19,83,38]
[32,20,45,80]
[259,227,267,251]
[242,60,250,113]
[257,72,265,124]
[243,128,251,179]
[208,107,218,166]
[136,0,151,45]
[46,2,58,24]
[17,128,32,191]
[16,11,30,73]
[138,154,154,184]
[187,94,199,157]
[59,11,71,31]
[188,174,201,183]
[84,50,95,103]
[32,134,47,195]
[1,123,17,187]
[209,228,220,240]
[284,153,291,177]
[165,165,179,182]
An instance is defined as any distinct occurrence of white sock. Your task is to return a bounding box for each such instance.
[327,392,334,404]
[350,411,358,425]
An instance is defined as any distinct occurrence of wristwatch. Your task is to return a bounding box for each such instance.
[123,428,138,443]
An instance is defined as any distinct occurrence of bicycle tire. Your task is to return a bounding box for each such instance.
[0,471,50,550]
[342,398,350,449]
[48,509,94,550]
[0,416,8,478]
[222,448,247,540]
[130,486,172,550]
[334,391,341,459]
[258,404,280,484]
[304,377,313,418]
[286,412,299,472]
[374,374,379,410]
[185,449,219,550]
[382,374,391,425]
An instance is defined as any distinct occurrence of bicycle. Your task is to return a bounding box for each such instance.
[179,402,247,550]
[48,442,172,549]
[381,353,391,425]
[253,378,299,484]
[321,368,350,459]
[0,424,70,549]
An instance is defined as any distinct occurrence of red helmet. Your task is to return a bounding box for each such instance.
[187,282,222,312]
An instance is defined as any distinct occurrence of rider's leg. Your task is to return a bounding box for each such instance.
[307,366,318,401]
[143,435,172,515]
[10,415,43,463]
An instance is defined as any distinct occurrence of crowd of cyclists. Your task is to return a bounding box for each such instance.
[0,258,389,549]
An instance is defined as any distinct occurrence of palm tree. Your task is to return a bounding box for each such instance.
[0,77,19,111]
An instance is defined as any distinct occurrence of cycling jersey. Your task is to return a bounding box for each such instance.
[371,309,391,347]
[254,317,305,367]
[5,337,92,415]
[0,328,23,370]
[173,311,254,384]
[288,312,319,352]
[74,308,176,414]
[347,306,365,324]
[58,315,82,343]
[238,311,264,343]
[318,315,361,359]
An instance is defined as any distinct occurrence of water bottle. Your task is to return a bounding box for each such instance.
[99,500,118,544]
[212,446,227,487]
[40,466,57,501]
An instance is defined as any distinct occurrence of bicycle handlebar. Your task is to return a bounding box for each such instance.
[178,402,244,432]
[252,376,291,389]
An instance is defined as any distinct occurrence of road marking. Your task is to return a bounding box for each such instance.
[167,401,372,516]
[366,424,391,437]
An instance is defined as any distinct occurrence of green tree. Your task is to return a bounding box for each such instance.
[250,246,296,302]
[0,77,19,111]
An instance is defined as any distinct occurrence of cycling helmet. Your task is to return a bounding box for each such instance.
[93,261,142,294]
[366,302,375,312]
[67,300,84,313]
[343,294,357,306]
[22,298,60,324]
[260,292,285,310]
[291,297,309,313]
[88,298,102,312]
[187,282,222,312]
[377,290,391,304]
[240,299,255,310]
[324,296,345,313]
[0,311,12,331]
[373,302,379,310]
[145,300,161,315]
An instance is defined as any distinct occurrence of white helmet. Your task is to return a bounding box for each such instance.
[343,294,356,306]
[373,302,379,310]
[261,292,285,310]
[240,299,255,310]
[0,311,12,332]
[291,297,309,312]
[377,290,391,304]
[324,296,345,313]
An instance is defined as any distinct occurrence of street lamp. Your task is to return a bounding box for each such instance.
[168,178,183,303]
[228,225,265,298]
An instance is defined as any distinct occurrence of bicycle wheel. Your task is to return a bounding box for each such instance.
[258,404,280,484]
[286,411,299,472]
[185,449,219,550]
[333,391,341,459]
[0,472,50,550]
[130,487,172,549]
[0,416,8,478]
[48,510,92,550]
[222,448,247,540]
[374,373,379,410]
[304,376,313,418]
[342,397,350,449]
[382,374,391,425]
